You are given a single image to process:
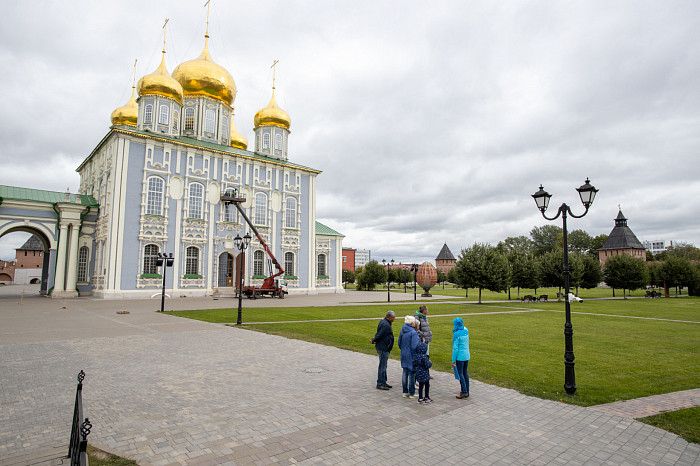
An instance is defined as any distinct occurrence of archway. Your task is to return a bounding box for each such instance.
[218,252,234,288]
[0,227,53,295]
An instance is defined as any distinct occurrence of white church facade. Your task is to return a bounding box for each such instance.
[0,24,344,299]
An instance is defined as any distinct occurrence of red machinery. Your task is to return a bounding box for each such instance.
[221,189,287,299]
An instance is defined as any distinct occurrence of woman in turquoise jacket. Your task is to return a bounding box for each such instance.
[451,317,470,399]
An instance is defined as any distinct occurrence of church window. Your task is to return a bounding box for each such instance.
[224,202,237,223]
[77,246,89,283]
[263,133,270,149]
[185,246,199,275]
[285,252,295,276]
[173,109,179,131]
[159,104,169,125]
[254,192,267,225]
[144,104,153,124]
[317,254,327,277]
[253,250,265,276]
[143,244,160,275]
[285,197,297,228]
[146,176,164,215]
[205,109,216,133]
[184,107,194,130]
[222,116,228,138]
[188,182,204,219]
[275,133,283,150]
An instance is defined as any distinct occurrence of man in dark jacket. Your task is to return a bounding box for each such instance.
[370,310,395,390]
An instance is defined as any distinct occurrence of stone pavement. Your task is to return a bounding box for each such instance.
[590,389,700,419]
[0,286,699,465]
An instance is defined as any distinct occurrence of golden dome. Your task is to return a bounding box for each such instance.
[137,53,184,103]
[172,39,236,106]
[110,87,138,126]
[254,92,291,130]
[230,115,248,150]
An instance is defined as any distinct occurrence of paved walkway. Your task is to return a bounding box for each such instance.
[0,286,698,465]
[591,389,700,419]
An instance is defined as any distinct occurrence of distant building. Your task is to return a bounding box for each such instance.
[14,235,44,285]
[642,240,668,256]
[435,243,456,274]
[342,248,356,272]
[355,249,371,268]
[598,210,646,266]
[0,260,15,284]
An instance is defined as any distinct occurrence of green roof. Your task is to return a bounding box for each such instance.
[79,127,322,174]
[0,185,98,207]
[316,221,344,237]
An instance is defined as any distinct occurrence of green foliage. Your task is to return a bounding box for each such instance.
[436,269,447,284]
[538,250,563,288]
[567,229,593,254]
[502,235,534,255]
[660,255,696,290]
[355,260,386,291]
[602,254,649,297]
[387,267,399,284]
[639,407,700,444]
[530,224,563,256]
[659,242,700,261]
[590,234,608,255]
[508,249,539,291]
[580,254,603,289]
[647,261,663,288]
[342,269,355,285]
[455,243,511,303]
[396,267,412,286]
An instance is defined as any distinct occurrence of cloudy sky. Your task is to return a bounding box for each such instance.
[1,1,699,262]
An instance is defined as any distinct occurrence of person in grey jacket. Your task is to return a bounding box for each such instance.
[370,310,395,390]
[414,305,433,354]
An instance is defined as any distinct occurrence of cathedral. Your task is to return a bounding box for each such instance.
[0,21,344,299]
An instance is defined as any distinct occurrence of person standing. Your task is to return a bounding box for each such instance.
[398,315,420,398]
[370,310,395,390]
[414,305,433,354]
[451,317,470,399]
[413,342,433,403]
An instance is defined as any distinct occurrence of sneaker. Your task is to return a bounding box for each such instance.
[383,384,392,389]
[402,393,410,398]
[424,397,433,403]
[408,395,418,399]
[417,398,424,403]
[376,385,389,390]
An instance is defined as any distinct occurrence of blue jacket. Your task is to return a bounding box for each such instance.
[452,317,470,363]
[398,323,420,369]
[371,318,394,352]
[413,342,432,383]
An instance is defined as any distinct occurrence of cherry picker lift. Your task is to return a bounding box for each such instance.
[221,188,287,299]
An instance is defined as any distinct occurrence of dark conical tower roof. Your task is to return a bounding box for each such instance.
[599,210,645,250]
[16,235,43,251]
[436,243,455,261]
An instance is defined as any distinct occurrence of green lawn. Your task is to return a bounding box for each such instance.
[639,407,700,444]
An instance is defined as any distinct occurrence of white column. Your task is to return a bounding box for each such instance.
[65,224,80,293]
[53,223,69,292]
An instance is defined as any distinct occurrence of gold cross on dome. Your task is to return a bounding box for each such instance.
[271,59,279,90]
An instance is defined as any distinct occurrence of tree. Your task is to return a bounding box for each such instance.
[538,250,564,290]
[602,254,649,298]
[436,269,447,289]
[396,268,412,290]
[502,236,534,255]
[659,255,695,296]
[661,242,700,261]
[387,267,399,285]
[590,234,608,256]
[530,225,563,256]
[567,230,593,254]
[355,260,387,291]
[647,261,663,289]
[455,243,510,303]
[508,249,539,298]
[580,254,603,289]
[342,269,355,288]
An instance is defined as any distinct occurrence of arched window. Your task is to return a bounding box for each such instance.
[146,176,164,215]
[224,203,237,223]
[263,133,271,149]
[173,109,179,131]
[184,107,194,130]
[254,192,267,225]
[143,244,160,275]
[188,183,204,219]
[77,246,89,283]
[317,254,327,277]
[159,104,169,125]
[285,197,297,228]
[274,132,283,150]
[284,252,295,276]
[144,104,153,124]
[205,109,216,133]
[253,250,265,276]
[185,246,199,275]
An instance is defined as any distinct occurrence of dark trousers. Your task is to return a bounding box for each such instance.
[376,349,390,386]
[418,381,430,399]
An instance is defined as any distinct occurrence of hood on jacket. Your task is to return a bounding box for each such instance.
[453,317,464,332]
[401,323,415,333]
[416,342,428,355]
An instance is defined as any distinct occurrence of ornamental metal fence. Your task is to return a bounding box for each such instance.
[67,370,92,466]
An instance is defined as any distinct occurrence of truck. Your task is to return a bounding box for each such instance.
[221,189,287,299]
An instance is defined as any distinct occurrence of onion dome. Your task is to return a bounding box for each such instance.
[172,38,236,106]
[254,91,291,130]
[230,114,248,150]
[110,87,138,126]
[137,52,184,103]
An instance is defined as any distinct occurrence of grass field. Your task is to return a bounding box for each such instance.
[166,297,700,409]
[639,407,700,444]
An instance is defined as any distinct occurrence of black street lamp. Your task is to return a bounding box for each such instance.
[381,259,394,302]
[156,253,174,312]
[410,263,418,301]
[234,232,252,325]
[532,178,598,395]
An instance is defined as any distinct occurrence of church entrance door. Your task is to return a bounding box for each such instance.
[218,253,234,288]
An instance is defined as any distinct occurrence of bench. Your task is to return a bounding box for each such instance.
[538,295,548,302]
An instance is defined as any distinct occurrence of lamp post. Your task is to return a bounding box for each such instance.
[234,232,252,325]
[381,259,394,302]
[410,263,418,301]
[532,178,598,395]
[157,253,174,312]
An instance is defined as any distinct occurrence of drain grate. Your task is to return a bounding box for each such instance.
[304,367,327,373]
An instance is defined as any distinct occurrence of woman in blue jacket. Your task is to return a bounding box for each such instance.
[451,317,470,399]
[398,315,420,398]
